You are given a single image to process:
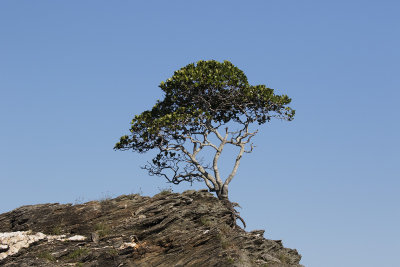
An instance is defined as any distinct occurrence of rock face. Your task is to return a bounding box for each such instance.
[0,190,303,266]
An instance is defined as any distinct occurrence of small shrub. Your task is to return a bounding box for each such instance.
[94,222,111,238]
[226,256,235,264]
[99,191,114,203]
[200,216,212,227]
[74,196,85,205]
[219,223,232,234]
[106,248,119,258]
[126,194,139,200]
[67,247,89,260]
[38,251,55,261]
[131,187,143,195]
[216,233,230,249]
[158,187,173,195]
[50,225,62,235]
[278,253,290,264]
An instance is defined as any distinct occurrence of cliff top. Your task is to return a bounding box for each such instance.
[0,190,303,267]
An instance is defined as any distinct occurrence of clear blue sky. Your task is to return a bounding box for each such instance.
[1,1,399,266]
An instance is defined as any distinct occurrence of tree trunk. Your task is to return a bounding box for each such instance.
[217,185,229,200]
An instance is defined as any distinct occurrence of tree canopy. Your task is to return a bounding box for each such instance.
[115,60,295,202]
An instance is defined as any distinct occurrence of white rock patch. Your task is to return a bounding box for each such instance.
[64,235,86,241]
[118,241,137,250]
[0,231,86,260]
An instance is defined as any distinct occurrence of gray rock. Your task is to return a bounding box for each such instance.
[91,232,99,243]
[0,190,303,266]
[250,229,265,237]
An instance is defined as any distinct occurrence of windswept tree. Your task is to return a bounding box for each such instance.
[115,60,294,202]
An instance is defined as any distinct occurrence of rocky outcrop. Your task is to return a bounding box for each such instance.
[0,190,303,266]
[0,231,87,260]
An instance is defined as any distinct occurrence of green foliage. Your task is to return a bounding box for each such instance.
[94,222,111,238]
[226,256,235,264]
[216,232,230,249]
[50,225,62,235]
[38,251,55,261]
[200,216,212,227]
[66,247,89,260]
[115,60,294,153]
[115,60,295,191]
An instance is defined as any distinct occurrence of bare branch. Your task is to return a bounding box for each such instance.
[212,130,229,188]
[245,143,255,153]
[207,122,224,142]
[179,146,219,191]
[224,144,246,187]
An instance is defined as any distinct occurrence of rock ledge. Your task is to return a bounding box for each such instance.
[0,190,303,266]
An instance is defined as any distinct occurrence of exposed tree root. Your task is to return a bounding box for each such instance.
[221,199,246,229]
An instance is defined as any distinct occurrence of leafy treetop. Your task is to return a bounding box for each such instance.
[115,60,294,203]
